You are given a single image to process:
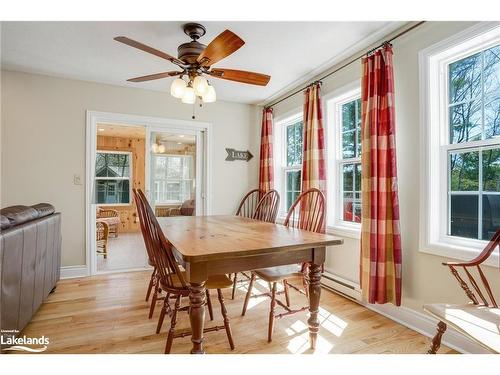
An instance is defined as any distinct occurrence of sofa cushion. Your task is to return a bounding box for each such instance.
[0,205,39,227]
[31,203,55,218]
[1,215,11,230]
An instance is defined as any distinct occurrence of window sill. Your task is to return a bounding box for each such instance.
[420,240,499,268]
[327,224,361,240]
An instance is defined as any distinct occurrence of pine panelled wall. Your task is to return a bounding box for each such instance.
[97,135,145,233]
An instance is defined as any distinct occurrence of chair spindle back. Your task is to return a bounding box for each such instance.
[236,188,264,218]
[443,228,500,308]
[284,188,325,233]
[135,189,188,291]
[252,189,280,223]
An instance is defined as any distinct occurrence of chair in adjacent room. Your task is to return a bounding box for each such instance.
[241,188,325,342]
[96,221,109,259]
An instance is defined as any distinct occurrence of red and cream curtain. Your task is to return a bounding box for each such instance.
[259,107,274,192]
[360,44,402,306]
[301,83,327,232]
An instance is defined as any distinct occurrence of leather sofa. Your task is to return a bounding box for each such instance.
[0,203,61,343]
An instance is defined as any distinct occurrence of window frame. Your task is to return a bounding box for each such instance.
[274,110,303,218]
[152,153,194,205]
[95,150,133,206]
[420,22,500,266]
[325,82,362,239]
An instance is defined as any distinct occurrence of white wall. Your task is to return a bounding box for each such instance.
[271,21,500,312]
[1,71,260,266]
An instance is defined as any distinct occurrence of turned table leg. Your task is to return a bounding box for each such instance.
[189,281,206,354]
[307,262,322,350]
[428,321,447,354]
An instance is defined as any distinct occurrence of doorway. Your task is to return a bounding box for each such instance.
[86,111,211,275]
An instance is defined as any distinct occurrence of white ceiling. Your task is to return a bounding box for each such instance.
[1,21,405,104]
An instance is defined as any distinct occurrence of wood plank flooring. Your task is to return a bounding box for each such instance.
[17,271,454,354]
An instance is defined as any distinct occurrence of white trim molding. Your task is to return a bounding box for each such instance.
[60,265,89,279]
[364,303,490,354]
[419,22,500,267]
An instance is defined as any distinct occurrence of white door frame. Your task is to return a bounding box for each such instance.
[85,110,213,276]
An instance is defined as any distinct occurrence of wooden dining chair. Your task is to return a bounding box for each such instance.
[133,189,165,319]
[241,188,325,342]
[252,189,280,223]
[230,188,265,299]
[424,229,500,354]
[95,221,109,259]
[136,189,235,353]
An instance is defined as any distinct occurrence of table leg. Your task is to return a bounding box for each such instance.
[307,262,322,350]
[189,281,206,354]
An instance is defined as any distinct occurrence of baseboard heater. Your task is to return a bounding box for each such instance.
[321,271,361,301]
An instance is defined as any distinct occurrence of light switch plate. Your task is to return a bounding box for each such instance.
[73,174,82,185]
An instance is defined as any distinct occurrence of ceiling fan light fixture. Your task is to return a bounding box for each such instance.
[202,85,216,103]
[170,78,187,98]
[193,75,209,96]
[181,86,196,104]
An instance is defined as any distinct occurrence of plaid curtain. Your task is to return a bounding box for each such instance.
[301,83,326,232]
[360,44,402,306]
[259,107,274,192]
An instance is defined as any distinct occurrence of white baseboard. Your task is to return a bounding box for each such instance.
[321,273,489,354]
[60,265,89,279]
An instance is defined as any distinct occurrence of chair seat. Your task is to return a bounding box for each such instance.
[160,272,233,290]
[254,264,303,282]
[97,217,121,226]
[423,303,500,353]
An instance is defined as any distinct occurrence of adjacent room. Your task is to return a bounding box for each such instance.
[1,16,499,359]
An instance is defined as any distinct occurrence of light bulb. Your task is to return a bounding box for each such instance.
[182,86,196,104]
[158,144,166,153]
[170,78,186,98]
[151,143,159,153]
[202,85,216,103]
[193,75,208,96]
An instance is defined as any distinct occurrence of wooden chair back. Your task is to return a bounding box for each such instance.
[133,189,156,266]
[252,189,280,223]
[135,189,188,292]
[236,188,264,218]
[284,188,325,233]
[443,229,500,308]
[96,221,109,251]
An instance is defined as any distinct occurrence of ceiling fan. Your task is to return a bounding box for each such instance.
[114,23,271,104]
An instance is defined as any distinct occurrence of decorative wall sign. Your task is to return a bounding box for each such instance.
[225,148,253,162]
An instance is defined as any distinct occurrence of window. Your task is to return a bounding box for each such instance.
[284,120,303,211]
[95,151,131,205]
[153,154,194,204]
[274,112,303,216]
[326,84,362,236]
[421,23,500,263]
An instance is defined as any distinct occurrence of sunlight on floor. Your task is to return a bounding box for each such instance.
[287,331,334,354]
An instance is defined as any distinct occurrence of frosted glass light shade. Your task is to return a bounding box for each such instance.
[193,75,208,96]
[158,144,166,153]
[170,78,186,98]
[202,85,216,103]
[181,86,196,104]
[151,143,159,153]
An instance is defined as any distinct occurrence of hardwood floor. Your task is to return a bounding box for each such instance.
[18,271,454,354]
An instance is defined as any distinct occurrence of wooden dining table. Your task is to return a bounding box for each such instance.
[158,215,343,354]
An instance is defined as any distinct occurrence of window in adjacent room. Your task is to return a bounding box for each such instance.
[152,154,194,204]
[95,151,132,205]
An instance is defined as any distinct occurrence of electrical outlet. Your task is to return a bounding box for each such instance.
[73,174,82,185]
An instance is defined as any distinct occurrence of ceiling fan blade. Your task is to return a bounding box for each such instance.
[197,30,245,67]
[209,68,271,86]
[127,71,182,82]
[114,36,185,66]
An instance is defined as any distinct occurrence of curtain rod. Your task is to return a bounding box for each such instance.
[264,21,426,109]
